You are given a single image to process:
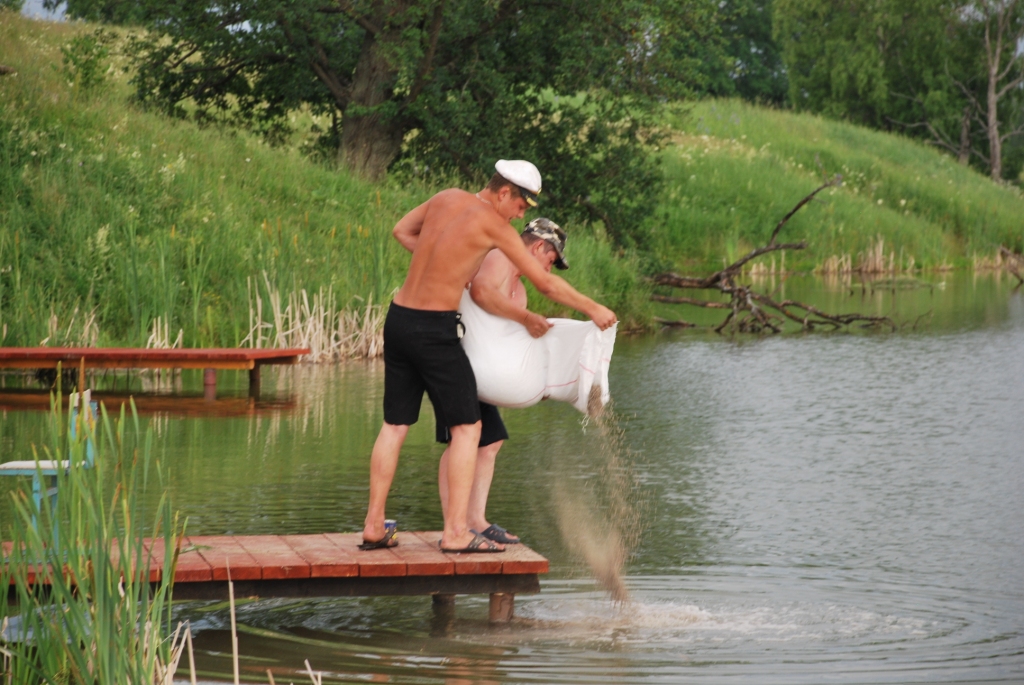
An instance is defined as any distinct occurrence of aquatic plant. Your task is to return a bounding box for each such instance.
[0,387,188,683]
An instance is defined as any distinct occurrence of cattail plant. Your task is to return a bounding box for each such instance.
[0,389,188,683]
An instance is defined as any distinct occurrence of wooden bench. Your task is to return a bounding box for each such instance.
[0,348,309,397]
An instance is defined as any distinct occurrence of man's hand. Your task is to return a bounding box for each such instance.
[523,311,552,338]
[590,304,618,331]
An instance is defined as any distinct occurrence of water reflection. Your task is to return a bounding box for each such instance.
[0,388,296,418]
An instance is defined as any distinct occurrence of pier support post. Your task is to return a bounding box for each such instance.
[432,593,456,607]
[203,368,216,401]
[249,366,261,398]
[488,593,514,623]
[430,594,457,636]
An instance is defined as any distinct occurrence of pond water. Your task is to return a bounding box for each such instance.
[1,272,1023,683]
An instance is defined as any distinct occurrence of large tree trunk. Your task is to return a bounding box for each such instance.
[340,33,405,180]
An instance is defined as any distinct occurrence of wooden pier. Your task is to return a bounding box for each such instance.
[6,532,549,623]
[0,347,309,397]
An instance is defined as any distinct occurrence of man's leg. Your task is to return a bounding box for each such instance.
[467,440,509,534]
[441,421,500,550]
[439,440,501,529]
[362,421,409,543]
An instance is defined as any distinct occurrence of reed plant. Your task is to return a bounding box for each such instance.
[0,389,187,683]
[242,273,386,360]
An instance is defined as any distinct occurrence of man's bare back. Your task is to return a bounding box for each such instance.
[393,189,515,311]
[392,187,616,329]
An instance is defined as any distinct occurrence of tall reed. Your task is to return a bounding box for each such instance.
[0,391,186,683]
[242,273,385,360]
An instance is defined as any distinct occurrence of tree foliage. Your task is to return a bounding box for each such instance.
[696,0,788,105]
[774,0,1024,181]
[59,0,722,246]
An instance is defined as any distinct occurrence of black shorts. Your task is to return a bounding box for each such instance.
[383,301,481,428]
[436,402,508,448]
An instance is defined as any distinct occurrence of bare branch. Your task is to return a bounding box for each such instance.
[651,294,730,308]
[650,184,898,334]
[768,176,841,245]
[309,39,350,109]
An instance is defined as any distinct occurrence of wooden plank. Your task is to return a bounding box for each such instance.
[188,535,262,581]
[323,533,406,578]
[283,534,359,578]
[174,537,215,582]
[498,542,550,574]
[414,532,503,575]
[235,535,311,580]
[0,391,295,418]
[168,573,542,601]
[389,531,454,576]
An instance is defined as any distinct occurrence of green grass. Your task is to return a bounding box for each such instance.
[655,99,1024,271]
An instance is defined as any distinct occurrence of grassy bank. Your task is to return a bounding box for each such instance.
[656,100,1024,272]
[0,12,647,348]
[3,13,1023,349]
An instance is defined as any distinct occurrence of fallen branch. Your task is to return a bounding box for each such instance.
[999,246,1024,285]
[651,176,896,334]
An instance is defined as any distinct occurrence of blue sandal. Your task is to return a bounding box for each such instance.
[479,524,520,545]
[439,532,502,553]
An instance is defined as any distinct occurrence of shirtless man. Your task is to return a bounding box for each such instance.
[435,218,568,545]
[361,160,617,553]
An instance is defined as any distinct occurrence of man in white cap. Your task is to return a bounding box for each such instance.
[361,160,617,554]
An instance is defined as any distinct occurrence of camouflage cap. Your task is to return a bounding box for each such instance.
[522,217,568,270]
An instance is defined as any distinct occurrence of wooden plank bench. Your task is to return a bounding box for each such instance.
[0,348,309,397]
[4,532,549,623]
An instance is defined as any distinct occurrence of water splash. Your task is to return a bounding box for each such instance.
[551,389,648,603]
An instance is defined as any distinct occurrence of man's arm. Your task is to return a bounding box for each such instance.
[489,223,617,330]
[470,250,552,338]
[392,200,430,253]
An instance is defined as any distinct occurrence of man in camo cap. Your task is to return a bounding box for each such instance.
[436,216,570,546]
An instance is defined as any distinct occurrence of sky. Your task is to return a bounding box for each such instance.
[21,0,66,21]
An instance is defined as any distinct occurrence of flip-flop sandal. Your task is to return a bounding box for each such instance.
[358,520,398,550]
[479,524,520,545]
[438,532,503,553]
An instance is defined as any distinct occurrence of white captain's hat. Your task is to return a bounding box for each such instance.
[495,159,541,207]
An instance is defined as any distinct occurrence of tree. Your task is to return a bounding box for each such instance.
[696,0,788,105]
[66,0,720,244]
[774,0,1024,181]
[956,0,1024,180]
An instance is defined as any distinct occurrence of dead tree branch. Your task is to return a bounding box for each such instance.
[650,177,896,334]
[1000,246,1024,285]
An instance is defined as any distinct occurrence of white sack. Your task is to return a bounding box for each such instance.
[458,289,616,413]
